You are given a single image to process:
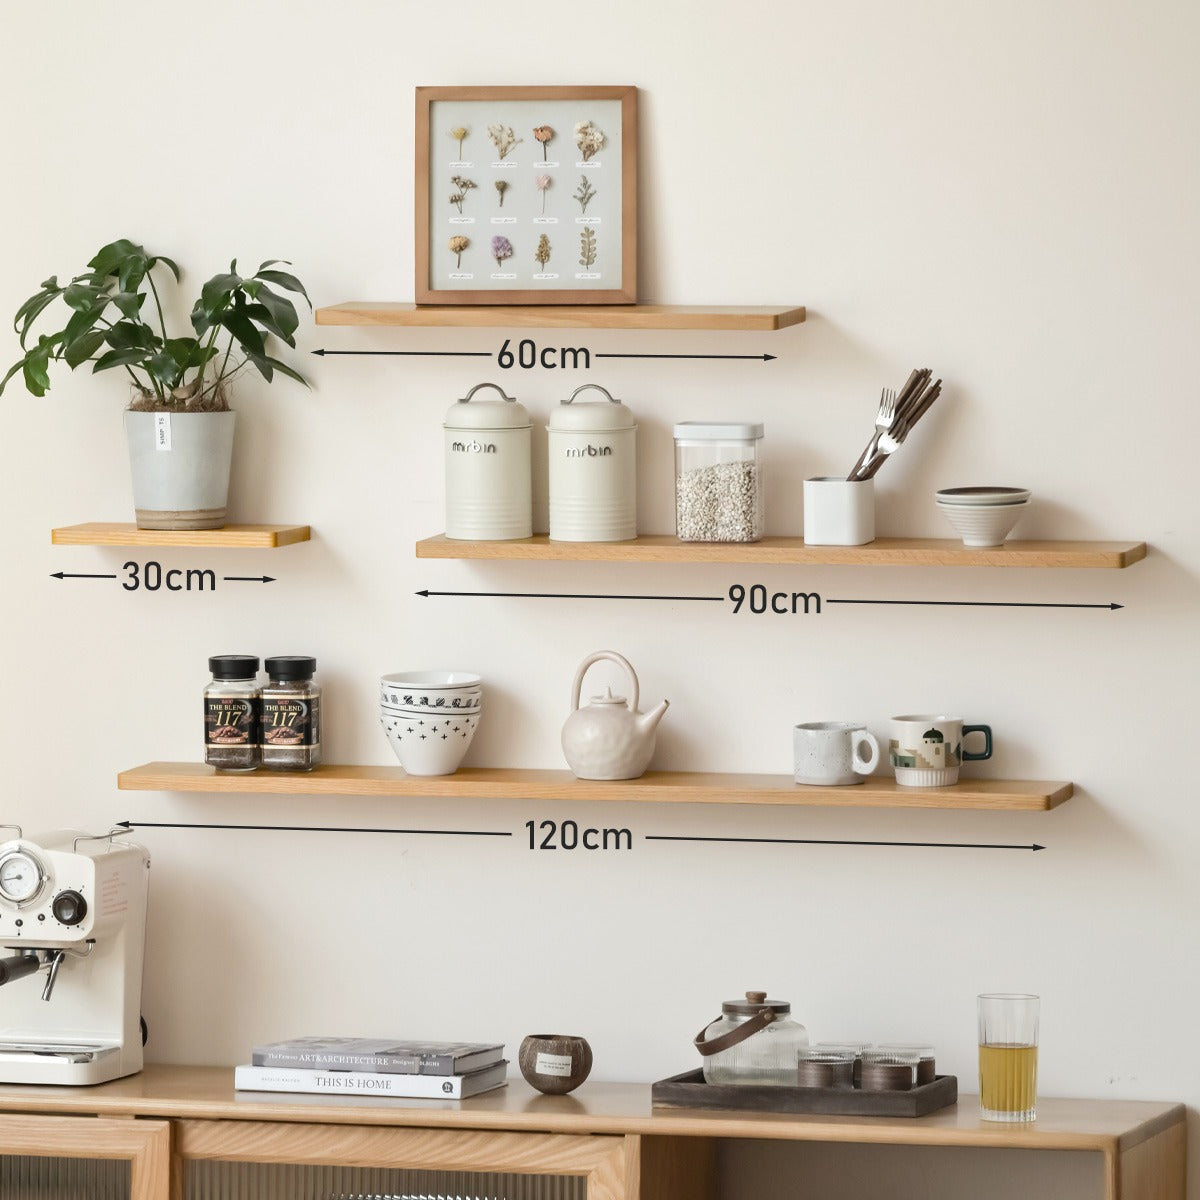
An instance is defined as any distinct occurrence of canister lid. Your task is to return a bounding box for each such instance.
[673,421,764,441]
[549,384,636,432]
[209,654,259,679]
[722,990,790,1015]
[264,655,316,681]
[445,382,532,430]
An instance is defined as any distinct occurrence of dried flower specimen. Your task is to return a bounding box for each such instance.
[487,123,522,160]
[533,125,554,160]
[495,179,509,207]
[535,173,551,215]
[574,175,596,214]
[449,126,469,158]
[449,175,478,213]
[535,234,551,270]
[579,227,597,269]
[491,235,514,269]
[448,235,470,268]
[574,120,606,162]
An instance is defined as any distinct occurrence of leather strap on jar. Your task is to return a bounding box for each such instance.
[693,1007,777,1057]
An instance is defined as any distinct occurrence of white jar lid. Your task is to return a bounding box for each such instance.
[549,384,636,432]
[673,421,764,440]
[445,382,532,430]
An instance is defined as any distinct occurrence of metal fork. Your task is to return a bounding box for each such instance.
[859,379,942,479]
[847,388,897,481]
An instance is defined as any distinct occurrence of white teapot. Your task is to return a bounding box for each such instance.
[561,651,669,780]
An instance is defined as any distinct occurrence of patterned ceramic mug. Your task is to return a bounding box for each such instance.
[889,715,992,787]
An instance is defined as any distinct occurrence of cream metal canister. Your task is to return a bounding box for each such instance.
[548,384,637,542]
[444,383,532,540]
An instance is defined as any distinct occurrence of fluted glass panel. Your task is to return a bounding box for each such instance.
[184,1162,586,1200]
[0,1154,130,1199]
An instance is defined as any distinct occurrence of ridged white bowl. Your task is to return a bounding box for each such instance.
[937,499,1029,547]
[935,486,1031,506]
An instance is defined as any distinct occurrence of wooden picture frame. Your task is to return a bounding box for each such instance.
[415,85,637,305]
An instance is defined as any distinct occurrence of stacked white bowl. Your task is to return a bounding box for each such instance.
[379,671,482,776]
[935,487,1031,547]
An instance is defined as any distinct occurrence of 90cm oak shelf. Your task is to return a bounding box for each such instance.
[117,763,1073,811]
[416,534,1147,568]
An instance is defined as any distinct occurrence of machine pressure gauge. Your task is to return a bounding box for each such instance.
[0,847,48,906]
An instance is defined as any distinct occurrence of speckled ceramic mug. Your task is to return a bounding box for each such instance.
[793,722,881,786]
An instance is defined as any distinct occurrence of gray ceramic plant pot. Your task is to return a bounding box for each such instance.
[124,410,236,530]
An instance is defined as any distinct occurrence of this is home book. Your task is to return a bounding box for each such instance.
[251,1036,505,1076]
[235,1059,509,1099]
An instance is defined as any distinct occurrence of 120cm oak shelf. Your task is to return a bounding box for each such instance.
[117,763,1072,810]
[416,534,1147,568]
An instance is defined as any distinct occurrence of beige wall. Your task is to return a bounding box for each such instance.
[1,1,1196,1196]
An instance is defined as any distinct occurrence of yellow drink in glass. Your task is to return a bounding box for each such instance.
[978,1042,1038,1121]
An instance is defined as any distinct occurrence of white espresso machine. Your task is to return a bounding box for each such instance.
[0,828,150,1085]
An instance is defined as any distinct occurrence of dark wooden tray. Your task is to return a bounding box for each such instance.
[650,1069,958,1117]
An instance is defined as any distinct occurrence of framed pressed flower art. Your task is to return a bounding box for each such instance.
[415,85,638,304]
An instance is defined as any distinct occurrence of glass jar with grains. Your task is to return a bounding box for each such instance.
[204,655,261,772]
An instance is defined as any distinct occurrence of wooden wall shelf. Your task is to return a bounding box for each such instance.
[314,302,806,331]
[51,522,311,549]
[416,533,1146,568]
[117,763,1072,810]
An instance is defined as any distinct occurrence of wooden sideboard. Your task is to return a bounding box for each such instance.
[0,1065,1186,1200]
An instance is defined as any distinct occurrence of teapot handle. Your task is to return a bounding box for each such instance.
[693,1008,777,1057]
[570,650,639,713]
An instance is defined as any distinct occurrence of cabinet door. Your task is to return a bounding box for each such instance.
[176,1119,630,1200]
[0,1113,170,1200]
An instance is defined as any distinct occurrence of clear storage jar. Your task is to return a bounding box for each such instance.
[674,422,764,542]
[695,990,808,1085]
[204,655,261,772]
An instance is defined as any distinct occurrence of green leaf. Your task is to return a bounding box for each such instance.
[63,329,107,369]
[244,348,274,382]
[105,321,158,352]
[150,255,181,282]
[22,343,52,396]
[117,257,148,295]
[88,239,146,276]
[200,271,242,318]
[61,302,110,349]
[256,258,287,272]
[14,286,63,344]
[220,309,266,358]
[0,357,28,396]
[63,281,105,312]
[189,299,214,337]
[255,269,311,306]
[143,349,182,390]
[242,297,298,346]
[112,290,146,320]
[93,346,150,373]
[260,355,310,387]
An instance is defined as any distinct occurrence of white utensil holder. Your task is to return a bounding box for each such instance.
[803,477,875,546]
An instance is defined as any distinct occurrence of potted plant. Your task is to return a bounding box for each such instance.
[1,238,310,529]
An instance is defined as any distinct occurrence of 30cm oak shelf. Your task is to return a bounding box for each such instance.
[117,763,1072,810]
[51,522,311,549]
[416,534,1147,568]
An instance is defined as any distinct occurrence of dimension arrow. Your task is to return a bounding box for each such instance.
[595,352,775,362]
[417,589,723,601]
[222,575,276,583]
[51,571,117,580]
[312,348,491,358]
[645,834,1044,851]
[826,598,1121,610]
[117,820,511,839]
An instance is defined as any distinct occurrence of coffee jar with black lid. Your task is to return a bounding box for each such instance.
[261,656,321,771]
[694,990,809,1085]
[204,655,261,772]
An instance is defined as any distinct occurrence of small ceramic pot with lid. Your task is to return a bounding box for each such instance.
[695,990,808,1085]
[548,383,637,542]
[444,382,532,540]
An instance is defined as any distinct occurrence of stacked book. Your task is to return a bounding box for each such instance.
[235,1036,508,1099]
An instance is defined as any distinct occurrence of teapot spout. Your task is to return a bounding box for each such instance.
[638,698,670,735]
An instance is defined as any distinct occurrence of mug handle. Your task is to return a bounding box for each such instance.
[852,729,880,775]
[962,724,993,761]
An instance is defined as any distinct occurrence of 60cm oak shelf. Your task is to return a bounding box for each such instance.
[117,763,1072,811]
